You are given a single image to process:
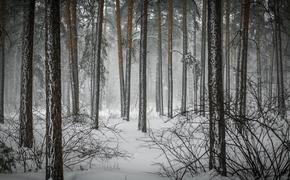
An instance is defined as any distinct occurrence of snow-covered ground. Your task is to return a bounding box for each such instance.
[0,111,172,180]
[0,110,234,180]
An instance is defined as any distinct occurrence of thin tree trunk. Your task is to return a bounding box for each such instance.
[235,4,244,112]
[269,34,274,99]
[256,26,262,104]
[45,0,63,179]
[155,1,160,113]
[193,6,198,113]
[116,0,125,117]
[274,0,286,118]
[238,0,250,130]
[139,0,148,133]
[225,0,230,111]
[67,81,71,114]
[0,0,6,124]
[67,0,79,122]
[90,9,96,118]
[157,0,163,116]
[181,0,188,115]
[94,0,104,129]
[167,0,173,118]
[19,0,35,148]
[124,0,134,121]
[156,54,160,113]
[255,1,262,104]
[200,0,207,116]
[208,0,226,175]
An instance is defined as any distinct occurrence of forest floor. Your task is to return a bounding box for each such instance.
[0,110,230,180]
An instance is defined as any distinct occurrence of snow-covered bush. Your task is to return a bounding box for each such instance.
[146,112,208,180]
[225,91,290,180]
[146,86,290,180]
[0,142,16,173]
[0,111,127,172]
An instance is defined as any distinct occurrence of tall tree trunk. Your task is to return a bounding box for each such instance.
[67,81,71,114]
[19,0,35,148]
[101,0,107,110]
[124,0,134,121]
[193,6,198,113]
[256,24,262,104]
[225,0,230,111]
[45,0,63,179]
[208,0,226,175]
[274,0,286,118]
[156,52,160,113]
[238,0,250,130]
[157,0,164,115]
[269,34,274,100]
[156,0,163,115]
[66,0,79,122]
[200,0,207,116]
[167,0,173,118]
[181,0,188,115]
[0,0,6,124]
[116,0,125,117]
[235,4,244,112]
[139,0,148,133]
[255,0,262,105]
[94,0,104,129]
[90,8,96,118]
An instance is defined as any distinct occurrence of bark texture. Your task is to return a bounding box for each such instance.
[19,0,35,148]
[274,0,286,118]
[0,0,6,124]
[225,0,230,111]
[200,0,207,116]
[124,0,134,121]
[156,0,163,115]
[238,0,250,129]
[139,0,148,133]
[66,0,79,122]
[167,0,173,118]
[116,0,125,117]
[45,0,63,179]
[193,5,198,113]
[208,0,226,175]
[94,0,104,129]
[181,0,188,115]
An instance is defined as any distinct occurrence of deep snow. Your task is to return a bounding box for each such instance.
[0,111,232,180]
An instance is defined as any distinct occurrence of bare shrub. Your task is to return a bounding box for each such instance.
[146,83,289,180]
[0,110,128,172]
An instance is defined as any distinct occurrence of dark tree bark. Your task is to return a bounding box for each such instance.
[238,0,250,129]
[181,0,188,115]
[235,4,244,112]
[139,0,148,133]
[19,0,35,148]
[90,7,96,118]
[0,0,6,124]
[167,0,173,118]
[156,0,164,115]
[94,0,104,129]
[274,0,286,118]
[255,3,262,104]
[200,0,207,116]
[225,0,230,111]
[124,0,134,121]
[192,5,198,113]
[116,0,125,117]
[268,34,274,99]
[208,0,226,176]
[66,0,79,122]
[44,0,63,179]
